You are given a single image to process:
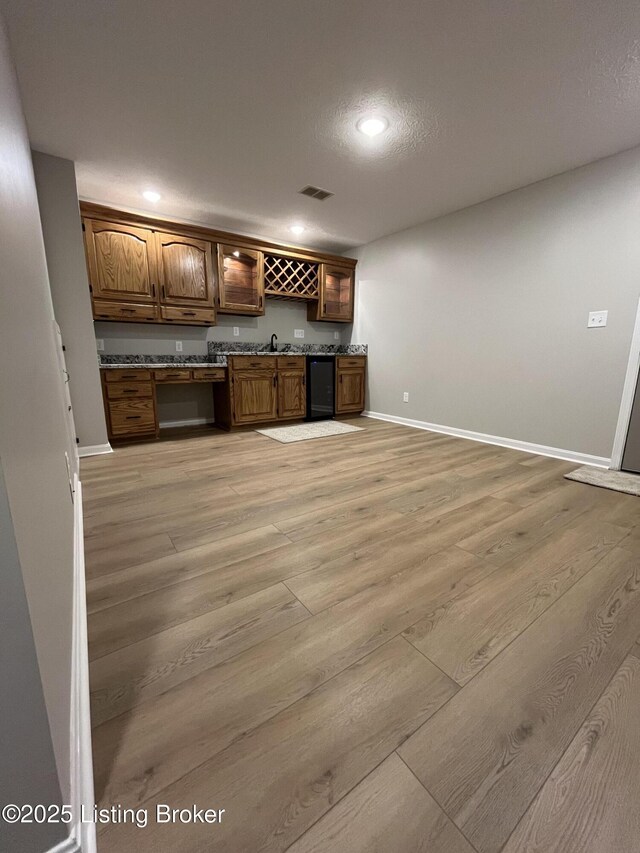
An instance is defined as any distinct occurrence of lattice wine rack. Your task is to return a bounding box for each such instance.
[264,255,319,300]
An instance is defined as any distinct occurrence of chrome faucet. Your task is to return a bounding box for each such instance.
[269,333,278,352]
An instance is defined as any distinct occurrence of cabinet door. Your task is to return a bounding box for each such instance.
[218,245,265,315]
[317,263,354,322]
[278,370,306,420]
[336,368,365,413]
[232,370,277,424]
[85,219,157,302]
[156,232,215,308]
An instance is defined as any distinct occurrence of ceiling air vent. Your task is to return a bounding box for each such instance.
[298,185,334,201]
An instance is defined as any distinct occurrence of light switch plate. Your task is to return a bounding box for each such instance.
[403,392,409,402]
[176,340,183,352]
[233,326,240,337]
[294,329,304,338]
[588,310,608,328]
[334,331,340,340]
[96,338,104,352]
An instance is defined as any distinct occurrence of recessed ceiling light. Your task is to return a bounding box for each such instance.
[233,250,240,257]
[142,190,161,202]
[357,116,388,137]
[289,224,305,236]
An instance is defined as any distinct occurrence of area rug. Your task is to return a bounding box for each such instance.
[256,421,364,444]
[565,466,640,496]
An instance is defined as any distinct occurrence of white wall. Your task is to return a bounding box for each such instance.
[32,151,109,450]
[0,15,77,803]
[0,462,65,853]
[352,146,640,461]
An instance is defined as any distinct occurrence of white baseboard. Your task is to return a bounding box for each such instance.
[46,836,80,853]
[363,411,610,468]
[78,443,112,458]
[69,475,97,853]
[159,417,215,429]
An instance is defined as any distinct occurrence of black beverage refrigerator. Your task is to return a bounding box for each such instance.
[305,356,335,420]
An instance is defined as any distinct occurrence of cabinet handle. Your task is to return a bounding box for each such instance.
[259,296,263,309]
[122,389,136,393]
[126,415,141,420]
[120,308,136,314]
[182,311,196,316]
[122,375,138,380]
[151,283,156,297]
[302,375,305,386]
[323,302,327,313]
[273,375,277,387]
[162,285,166,300]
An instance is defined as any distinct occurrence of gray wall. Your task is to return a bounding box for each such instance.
[32,151,108,450]
[351,146,640,460]
[0,14,76,803]
[95,297,350,355]
[0,462,64,853]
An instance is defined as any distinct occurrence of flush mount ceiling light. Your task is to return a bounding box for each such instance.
[142,190,161,202]
[357,115,388,137]
[289,224,305,236]
[233,250,240,257]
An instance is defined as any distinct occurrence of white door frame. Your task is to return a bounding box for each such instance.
[611,295,640,470]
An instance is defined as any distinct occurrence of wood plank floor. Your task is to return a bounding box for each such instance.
[81,418,640,852]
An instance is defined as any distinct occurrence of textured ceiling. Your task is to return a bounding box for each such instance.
[3,0,640,252]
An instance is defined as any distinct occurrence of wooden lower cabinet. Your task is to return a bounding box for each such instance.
[278,370,305,419]
[335,357,366,414]
[231,369,278,424]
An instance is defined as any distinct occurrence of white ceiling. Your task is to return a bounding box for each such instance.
[3,0,640,252]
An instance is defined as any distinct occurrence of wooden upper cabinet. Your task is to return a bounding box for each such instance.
[84,220,157,303]
[218,245,265,315]
[307,263,354,323]
[156,232,215,307]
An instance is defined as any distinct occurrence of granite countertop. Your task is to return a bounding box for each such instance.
[99,343,367,369]
[100,360,227,369]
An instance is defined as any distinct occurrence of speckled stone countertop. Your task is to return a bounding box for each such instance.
[99,342,367,369]
[99,354,228,369]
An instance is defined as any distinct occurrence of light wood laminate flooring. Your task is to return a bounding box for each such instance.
[81,419,640,852]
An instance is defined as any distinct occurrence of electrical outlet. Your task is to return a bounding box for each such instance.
[403,392,409,402]
[96,338,104,352]
[233,326,240,337]
[176,340,183,352]
[294,329,304,338]
[334,331,340,340]
[588,310,608,328]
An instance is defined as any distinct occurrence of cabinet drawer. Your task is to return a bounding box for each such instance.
[93,300,158,322]
[104,369,152,382]
[229,355,277,370]
[154,369,192,382]
[161,306,215,325]
[191,368,226,381]
[108,399,156,434]
[277,356,305,370]
[336,356,366,368]
[106,382,153,399]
